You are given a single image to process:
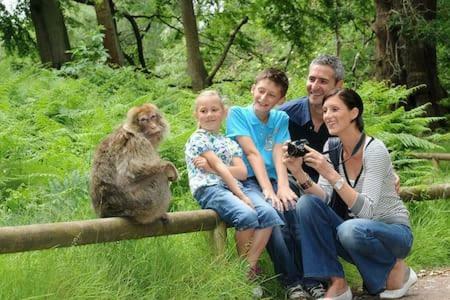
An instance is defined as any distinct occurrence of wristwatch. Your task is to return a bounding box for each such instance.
[333,177,345,191]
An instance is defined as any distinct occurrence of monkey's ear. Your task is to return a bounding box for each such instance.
[126,106,140,125]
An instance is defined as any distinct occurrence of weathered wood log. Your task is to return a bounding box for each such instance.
[210,221,227,256]
[0,209,225,255]
[1,183,449,255]
[411,152,450,168]
[400,184,450,201]
[411,153,450,160]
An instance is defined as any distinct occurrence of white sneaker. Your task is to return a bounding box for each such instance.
[318,287,352,300]
[380,268,417,299]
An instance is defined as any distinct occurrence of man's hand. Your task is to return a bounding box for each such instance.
[394,172,401,194]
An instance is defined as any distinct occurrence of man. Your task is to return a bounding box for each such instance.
[279,54,344,182]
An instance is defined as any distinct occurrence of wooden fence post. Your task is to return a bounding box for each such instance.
[210,220,227,256]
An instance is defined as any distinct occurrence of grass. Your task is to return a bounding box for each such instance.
[0,198,448,299]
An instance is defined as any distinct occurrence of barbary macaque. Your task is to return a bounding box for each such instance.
[90,103,178,224]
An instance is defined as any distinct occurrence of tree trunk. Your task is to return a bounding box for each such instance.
[373,0,447,116]
[179,0,209,91]
[94,0,124,66]
[30,0,71,68]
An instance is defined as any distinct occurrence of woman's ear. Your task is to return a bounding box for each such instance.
[351,107,359,122]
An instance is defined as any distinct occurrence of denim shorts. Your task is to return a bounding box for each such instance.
[194,183,284,230]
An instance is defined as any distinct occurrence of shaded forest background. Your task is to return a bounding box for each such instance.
[0,1,449,299]
[1,0,449,112]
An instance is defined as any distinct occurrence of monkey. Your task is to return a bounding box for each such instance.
[90,103,178,224]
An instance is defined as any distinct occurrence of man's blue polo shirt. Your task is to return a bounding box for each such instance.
[278,96,330,182]
[226,105,290,180]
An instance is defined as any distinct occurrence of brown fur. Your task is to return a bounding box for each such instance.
[90,103,178,224]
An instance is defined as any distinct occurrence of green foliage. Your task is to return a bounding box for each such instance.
[65,26,110,67]
[359,81,448,185]
[0,1,36,57]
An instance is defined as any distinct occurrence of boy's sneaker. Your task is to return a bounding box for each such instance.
[286,283,310,300]
[305,282,326,299]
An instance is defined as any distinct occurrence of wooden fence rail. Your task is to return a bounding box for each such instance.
[0,184,448,255]
[412,152,450,168]
[399,183,450,201]
[0,209,227,255]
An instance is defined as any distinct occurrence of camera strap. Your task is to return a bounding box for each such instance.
[327,134,374,220]
[327,137,352,220]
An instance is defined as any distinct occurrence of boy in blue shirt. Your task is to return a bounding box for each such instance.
[226,68,315,299]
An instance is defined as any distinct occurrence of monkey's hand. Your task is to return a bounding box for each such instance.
[164,162,179,181]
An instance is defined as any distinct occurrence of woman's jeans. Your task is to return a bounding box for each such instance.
[297,195,413,294]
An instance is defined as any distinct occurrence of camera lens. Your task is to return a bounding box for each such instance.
[287,140,309,157]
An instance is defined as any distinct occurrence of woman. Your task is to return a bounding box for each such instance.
[284,88,416,300]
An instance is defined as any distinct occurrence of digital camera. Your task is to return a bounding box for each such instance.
[287,139,309,157]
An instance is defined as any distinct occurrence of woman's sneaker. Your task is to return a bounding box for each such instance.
[380,268,417,299]
[305,283,326,299]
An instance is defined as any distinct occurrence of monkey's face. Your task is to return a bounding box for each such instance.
[138,110,167,144]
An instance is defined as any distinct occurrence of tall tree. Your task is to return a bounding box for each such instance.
[179,0,249,91]
[94,0,124,66]
[30,0,71,68]
[374,0,447,115]
[179,0,209,91]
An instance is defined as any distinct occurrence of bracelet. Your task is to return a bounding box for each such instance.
[299,176,313,190]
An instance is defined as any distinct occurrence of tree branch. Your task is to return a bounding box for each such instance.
[122,12,147,71]
[206,16,248,84]
[71,0,95,6]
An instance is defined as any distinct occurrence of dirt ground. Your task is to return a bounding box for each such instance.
[404,268,450,300]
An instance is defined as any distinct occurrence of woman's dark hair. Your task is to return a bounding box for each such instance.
[323,88,364,131]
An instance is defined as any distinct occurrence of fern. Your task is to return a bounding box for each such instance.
[359,81,448,184]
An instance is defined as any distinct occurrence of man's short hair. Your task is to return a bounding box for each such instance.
[310,55,344,82]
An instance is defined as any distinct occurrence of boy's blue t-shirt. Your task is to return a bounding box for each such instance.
[226,105,290,180]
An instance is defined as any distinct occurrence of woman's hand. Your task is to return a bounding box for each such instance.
[282,143,303,174]
[193,156,215,173]
[302,145,335,181]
